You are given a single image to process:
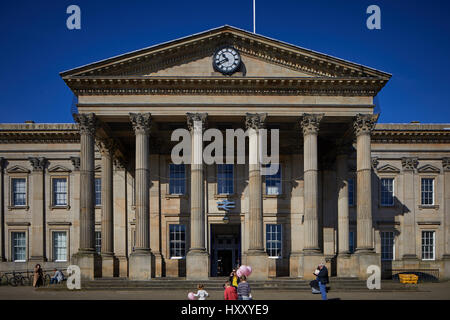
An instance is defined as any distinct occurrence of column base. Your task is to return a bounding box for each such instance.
[355,250,380,279]
[71,251,100,280]
[101,253,116,278]
[301,251,325,280]
[152,252,164,278]
[337,253,358,278]
[289,252,303,278]
[246,250,268,280]
[186,249,209,280]
[116,255,128,278]
[129,250,152,280]
[442,255,450,280]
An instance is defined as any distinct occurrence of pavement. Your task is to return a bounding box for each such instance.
[0,281,449,300]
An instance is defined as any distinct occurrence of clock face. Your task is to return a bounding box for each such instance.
[213,47,241,75]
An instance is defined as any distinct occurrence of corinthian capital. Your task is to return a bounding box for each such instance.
[245,113,267,130]
[353,114,378,137]
[186,112,208,132]
[401,157,418,171]
[130,113,152,135]
[28,157,47,172]
[96,138,117,157]
[300,113,324,135]
[74,113,98,136]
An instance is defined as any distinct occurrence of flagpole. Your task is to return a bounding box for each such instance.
[253,0,256,33]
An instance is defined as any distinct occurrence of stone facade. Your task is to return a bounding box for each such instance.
[0,26,449,280]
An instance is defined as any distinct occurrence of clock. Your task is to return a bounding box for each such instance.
[213,47,241,75]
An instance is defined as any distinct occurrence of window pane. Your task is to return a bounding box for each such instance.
[421,179,434,205]
[265,164,282,195]
[12,232,26,261]
[266,224,282,257]
[12,178,26,206]
[53,232,67,261]
[217,164,234,194]
[53,178,68,206]
[349,231,355,253]
[169,164,186,195]
[380,178,394,206]
[169,224,186,258]
[348,179,354,206]
[381,231,394,261]
[421,231,435,260]
[95,178,101,206]
[95,231,102,254]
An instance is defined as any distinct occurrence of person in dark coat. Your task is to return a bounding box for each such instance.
[316,263,329,300]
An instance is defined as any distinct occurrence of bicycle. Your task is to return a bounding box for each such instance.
[8,271,29,287]
[0,273,9,286]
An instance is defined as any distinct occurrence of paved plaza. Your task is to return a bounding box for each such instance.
[0,282,449,300]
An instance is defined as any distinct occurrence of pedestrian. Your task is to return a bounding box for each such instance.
[316,263,329,300]
[193,284,209,300]
[50,268,64,284]
[32,264,44,288]
[229,269,240,288]
[237,275,252,300]
[224,281,238,300]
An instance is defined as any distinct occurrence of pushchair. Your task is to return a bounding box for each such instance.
[309,280,321,294]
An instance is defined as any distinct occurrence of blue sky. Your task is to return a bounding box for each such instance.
[0,0,449,124]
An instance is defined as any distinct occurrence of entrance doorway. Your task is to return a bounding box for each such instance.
[210,224,240,277]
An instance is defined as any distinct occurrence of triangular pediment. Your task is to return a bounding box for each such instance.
[48,165,71,173]
[61,25,391,80]
[7,165,30,174]
[418,164,440,174]
[377,164,400,173]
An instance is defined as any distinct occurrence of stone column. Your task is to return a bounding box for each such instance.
[353,114,379,278]
[70,157,81,258]
[113,158,128,278]
[401,157,418,264]
[443,158,450,279]
[129,113,152,280]
[0,157,5,261]
[72,113,98,280]
[98,138,117,277]
[289,153,304,277]
[300,114,325,279]
[28,157,47,263]
[149,140,163,277]
[244,113,268,280]
[186,112,209,280]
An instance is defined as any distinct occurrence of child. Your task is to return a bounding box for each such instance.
[224,281,238,300]
[193,284,209,300]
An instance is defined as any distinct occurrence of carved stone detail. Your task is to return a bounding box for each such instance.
[130,113,152,135]
[70,157,80,171]
[186,112,208,132]
[113,158,127,171]
[353,114,378,137]
[73,113,98,136]
[443,158,450,172]
[28,157,47,172]
[300,113,324,135]
[245,113,267,130]
[97,138,117,157]
[401,157,418,171]
[371,157,379,170]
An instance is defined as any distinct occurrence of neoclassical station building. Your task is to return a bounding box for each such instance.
[0,26,449,280]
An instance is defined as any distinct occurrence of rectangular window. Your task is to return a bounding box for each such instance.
[348,178,355,206]
[169,164,186,195]
[349,231,355,254]
[265,164,282,195]
[12,178,26,206]
[421,231,435,260]
[421,178,434,205]
[95,231,102,254]
[381,231,395,261]
[217,164,234,195]
[380,178,394,206]
[95,178,101,206]
[12,232,26,262]
[53,231,67,262]
[52,178,68,206]
[266,224,282,258]
[169,225,186,258]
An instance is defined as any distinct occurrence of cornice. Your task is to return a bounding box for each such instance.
[0,131,79,143]
[64,76,388,96]
[372,129,450,144]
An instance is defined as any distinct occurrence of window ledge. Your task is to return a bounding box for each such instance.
[263,194,285,199]
[419,205,439,210]
[50,205,71,210]
[379,204,395,208]
[268,256,282,259]
[214,193,237,199]
[170,257,186,260]
[165,194,188,199]
[8,206,29,211]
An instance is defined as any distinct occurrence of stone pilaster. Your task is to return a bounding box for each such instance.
[28,157,48,262]
[442,158,450,279]
[186,112,209,280]
[289,153,303,277]
[401,157,419,262]
[0,157,5,261]
[113,158,128,278]
[129,113,152,280]
[244,113,268,280]
[70,157,81,254]
[72,113,98,280]
[353,113,380,278]
[98,138,117,277]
